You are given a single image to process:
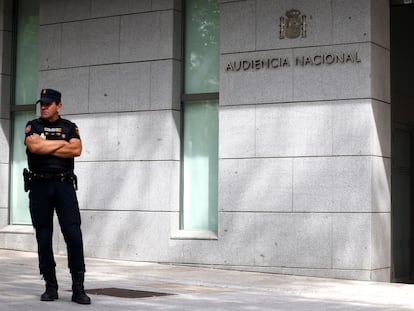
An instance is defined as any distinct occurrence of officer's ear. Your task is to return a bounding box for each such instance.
[56,101,63,112]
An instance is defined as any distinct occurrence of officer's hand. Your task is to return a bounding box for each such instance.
[28,133,40,140]
[28,133,46,141]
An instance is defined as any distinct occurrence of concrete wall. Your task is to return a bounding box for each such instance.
[0,0,392,282]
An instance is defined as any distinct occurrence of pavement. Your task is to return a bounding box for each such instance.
[1,249,414,310]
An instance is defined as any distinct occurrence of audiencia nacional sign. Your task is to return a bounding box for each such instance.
[225,9,361,72]
[225,52,362,72]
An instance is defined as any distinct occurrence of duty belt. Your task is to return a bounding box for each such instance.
[31,171,73,180]
[24,169,78,191]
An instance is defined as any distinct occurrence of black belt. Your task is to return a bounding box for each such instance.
[30,171,78,190]
[32,171,73,180]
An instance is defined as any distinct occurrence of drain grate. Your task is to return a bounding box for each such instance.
[84,288,173,299]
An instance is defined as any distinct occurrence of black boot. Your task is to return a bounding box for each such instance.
[71,272,91,304]
[40,269,59,301]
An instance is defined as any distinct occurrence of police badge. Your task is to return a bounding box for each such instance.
[280,9,307,39]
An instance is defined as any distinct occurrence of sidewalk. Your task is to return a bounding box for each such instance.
[1,249,414,310]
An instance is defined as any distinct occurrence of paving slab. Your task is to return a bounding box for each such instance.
[1,249,414,310]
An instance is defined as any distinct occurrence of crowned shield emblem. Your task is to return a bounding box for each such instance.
[280,9,307,39]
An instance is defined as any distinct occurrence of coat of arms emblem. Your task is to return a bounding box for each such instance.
[280,9,307,39]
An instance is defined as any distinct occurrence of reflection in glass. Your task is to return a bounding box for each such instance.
[10,111,35,224]
[15,0,39,105]
[182,100,218,230]
[184,0,220,94]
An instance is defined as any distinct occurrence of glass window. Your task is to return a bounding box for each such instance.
[184,0,220,94]
[182,100,218,230]
[181,0,219,231]
[10,0,38,224]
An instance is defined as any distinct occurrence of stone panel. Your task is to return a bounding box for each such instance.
[0,31,12,75]
[256,102,333,157]
[39,67,89,114]
[370,0,390,49]
[90,0,151,18]
[60,21,82,68]
[0,208,7,227]
[0,118,9,163]
[61,17,120,67]
[371,100,391,157]
[332,213,371,270]
[219,105,256,158]
[220,49,293,106]
[116,111,180,161]
[88,61,181,113]
[71,111,180,161]
[219,158,292,212]
[179,238,222,265]
[256,0,375,50]
[120,11,177,62]
[89,63,151,113]
[152,0,182,11]
[79,210,173,261]
[332,0,370,44]
[332,100,372,156]
[292,44,370,102]
[0,230,36,252]
[372,157,391,213]
[39,0,65,25]
[39,24,61,70]
[371,44,390,103]
[256,0,332,51]
[371,213,391,271]
[75,161,179,212]
[0,163,8,207]
[0,74,10,118]
[254,213,332,268]
[221,0,255,53]
[293,157,372,213]
[150,60,181,110]
[217,212,257,266]
[40,0,90,24]
[332,100,390,157]
[0,0,13,31]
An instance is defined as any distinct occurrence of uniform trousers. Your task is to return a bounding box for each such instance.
[29,178,85,274]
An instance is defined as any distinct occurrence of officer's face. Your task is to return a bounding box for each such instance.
[40,101,62,122]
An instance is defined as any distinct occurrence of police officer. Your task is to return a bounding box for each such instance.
[24,88,91,304]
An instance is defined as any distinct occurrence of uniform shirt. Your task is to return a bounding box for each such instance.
[25,117,81,173]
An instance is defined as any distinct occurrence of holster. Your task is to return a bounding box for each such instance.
[23,168,32,192]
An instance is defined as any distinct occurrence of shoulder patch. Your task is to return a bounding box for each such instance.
[25,124,31,133]
[75,127,80,136]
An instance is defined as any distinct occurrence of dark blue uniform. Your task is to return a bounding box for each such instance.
[25,117,85,275]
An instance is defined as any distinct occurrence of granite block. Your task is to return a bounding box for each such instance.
[91,0,151,18]
[39,24,61,70]
[120,11,176,62]
[221,0,255,53]
[219,105,256,158]
[254,213,332,268]
[219,158,293,212]
[332,213,372,270]
[0,118,8,163]
[220,50,293,106]
[293,157,372,213]
[75,161,179,212]
[255,102,332,157]
[88,63,151,113]
[39,67,89,114]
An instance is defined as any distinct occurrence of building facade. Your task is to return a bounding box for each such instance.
[0,0,412,282]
